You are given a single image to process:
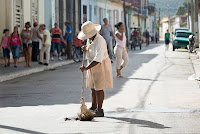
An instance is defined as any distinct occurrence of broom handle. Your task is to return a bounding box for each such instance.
[82,51,85,101]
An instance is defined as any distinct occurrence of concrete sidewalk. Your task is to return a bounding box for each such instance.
[189,51,200,86]
[0,57,74,82]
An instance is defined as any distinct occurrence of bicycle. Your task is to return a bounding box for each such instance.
[72,45,82,63]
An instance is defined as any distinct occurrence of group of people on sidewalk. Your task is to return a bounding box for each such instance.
[0,21,73,67]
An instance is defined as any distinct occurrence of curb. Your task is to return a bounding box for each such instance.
[0,60,74,82]
[189,51,200,78]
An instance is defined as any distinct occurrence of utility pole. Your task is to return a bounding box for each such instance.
[187,0,190,30]
[191,0,195,33]
[154,7,156,37]
[138,1,140,27]
[167,5,170,33]
[123,0,128,48]
[194,0,199,48]
[159,8,160,41]
[144,0,147,30]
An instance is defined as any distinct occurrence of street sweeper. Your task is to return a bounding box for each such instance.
[79,21,113,118]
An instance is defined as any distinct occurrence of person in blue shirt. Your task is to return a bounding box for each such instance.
[64,21,72,60]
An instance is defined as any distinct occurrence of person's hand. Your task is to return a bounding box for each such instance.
[126,47,128,53]
[81,45,87,53]
[112,38,115,42]
[43,44,45,47]
[8,47,11,50]
[79,66,87,72]
[64,41,66,44]
[21,46,23,51]
[122,28,125,33]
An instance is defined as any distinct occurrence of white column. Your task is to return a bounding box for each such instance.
[38,0,45,24]
[23,0,31,23]
[51,0,55,28]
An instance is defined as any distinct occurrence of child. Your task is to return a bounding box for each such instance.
[0,29,10,67]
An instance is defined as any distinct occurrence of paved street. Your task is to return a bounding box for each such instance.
[0,42,200,134]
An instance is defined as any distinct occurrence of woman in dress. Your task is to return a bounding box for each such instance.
[114,22,129,78]
[79,21,113,117]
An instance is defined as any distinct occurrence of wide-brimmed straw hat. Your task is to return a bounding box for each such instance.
[78,21,101,40]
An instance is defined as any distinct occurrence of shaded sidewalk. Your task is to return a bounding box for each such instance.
[0,57,74,82]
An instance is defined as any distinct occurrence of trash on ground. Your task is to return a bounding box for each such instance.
[188,74,200,81]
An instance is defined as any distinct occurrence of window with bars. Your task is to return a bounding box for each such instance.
[31,0,38,23]
[14,0,23,29]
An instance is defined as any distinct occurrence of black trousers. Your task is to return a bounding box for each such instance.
[32,41,39,61]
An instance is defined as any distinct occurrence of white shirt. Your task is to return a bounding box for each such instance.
[86,33,109,63]
[42,29,51,46]
[115,31,126,48]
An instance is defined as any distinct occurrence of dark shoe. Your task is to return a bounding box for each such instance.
[14,65,17,68]
[94,109,104,117]
[4,65,7,67]
[38,62,43,65]
[44,63,48,66]
[7,63,10,67]
[111,60,113,63]
[89,107,96,112]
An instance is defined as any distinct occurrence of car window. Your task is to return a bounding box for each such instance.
[176,32,191,38]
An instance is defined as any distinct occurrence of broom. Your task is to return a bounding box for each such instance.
[77,51,94,121]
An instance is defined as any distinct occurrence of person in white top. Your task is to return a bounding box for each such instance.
[38,25,43,50]
[39,24,51,66]
[114,22,129,78]
[79,21,113,117]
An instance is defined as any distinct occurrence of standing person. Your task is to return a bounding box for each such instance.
[74,31,82,55]
[31,22,40,61]
[50,22,65,61]
[39,24,51,66]
[145,29,150,46]
[165,29,170,51]
[155,31,159,43]
[38,25,43,55]
[64,21,73,60]
[114,22,129,78]
[0,29,10,67]
[100,18,115,63]
[79,21,113,117]
[21,22,33,67]
[8,26,23,67]
[131,28,138,50]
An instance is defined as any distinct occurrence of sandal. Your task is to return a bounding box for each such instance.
[117,74,123,78]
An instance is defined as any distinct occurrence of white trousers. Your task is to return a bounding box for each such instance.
[114,45,129,70]
[40,45,50,64]
[107,41,113,58]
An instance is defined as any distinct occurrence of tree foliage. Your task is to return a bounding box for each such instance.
[176,1,191,16]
